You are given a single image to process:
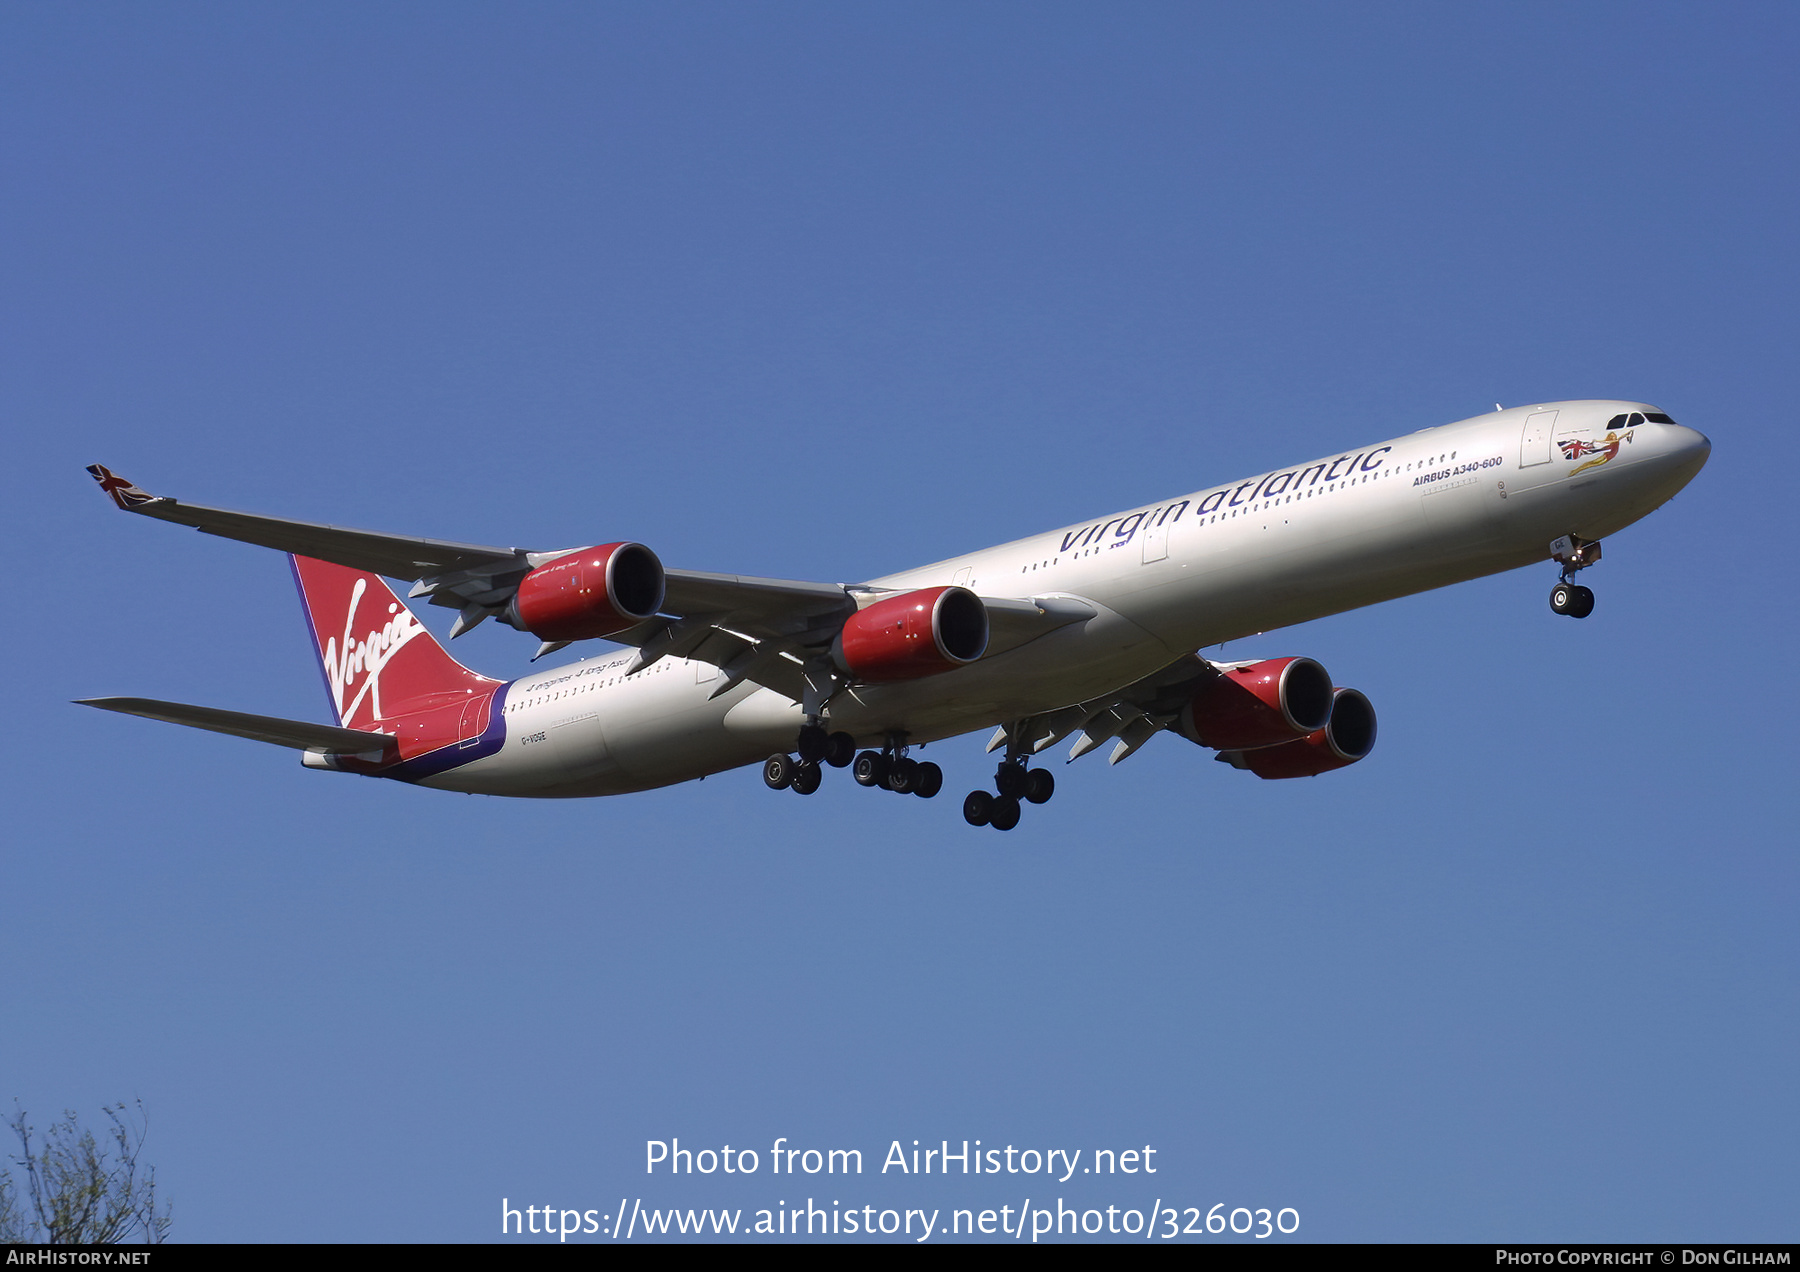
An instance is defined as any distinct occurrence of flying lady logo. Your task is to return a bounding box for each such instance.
[323,577,426,726]
[1559,428,1633,476]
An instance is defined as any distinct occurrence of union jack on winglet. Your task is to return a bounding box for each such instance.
[86,464,162,510]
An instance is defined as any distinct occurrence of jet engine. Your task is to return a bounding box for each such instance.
[832,586,989,682]
[1219,688,1377,779]
[504,542,666,641]
[1176,656,1335,751]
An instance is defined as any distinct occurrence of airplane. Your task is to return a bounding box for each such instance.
[79,400,1710,831]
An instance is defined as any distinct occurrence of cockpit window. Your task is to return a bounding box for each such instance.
[1643,412,1677,424]
[1608,411,1678,428]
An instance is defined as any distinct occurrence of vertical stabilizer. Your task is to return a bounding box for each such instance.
[289,555,500,730]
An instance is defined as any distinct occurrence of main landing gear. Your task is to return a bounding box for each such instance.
[1548,534,1600,619]
[851,738,943,799]
[796,722,856,769]
[762,723,857,796]
[762,752,821,794]
[764,727,944,799]
[962,754,1054,832]
[767,710,1065,829]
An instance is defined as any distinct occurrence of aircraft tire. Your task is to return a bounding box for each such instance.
[1568,585,1595,618]
[853,752,887,788]
[825,731,857,767]
[1550,583,1574,615]
[797,724,829,763]
[914,762,943,799]
[791,760,822,795]
[989,795,1022,831]
[763,754,796,790]
[963,790,993,826]
[1024,768,1055,804]
[889,758,920,795]
[995,764,1027,799]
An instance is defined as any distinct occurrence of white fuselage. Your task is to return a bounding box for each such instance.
[434,401,1710,797]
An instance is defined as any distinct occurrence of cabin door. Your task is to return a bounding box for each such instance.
[1519,410,1557,467]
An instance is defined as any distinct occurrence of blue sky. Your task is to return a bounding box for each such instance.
[3,2,1795,1242]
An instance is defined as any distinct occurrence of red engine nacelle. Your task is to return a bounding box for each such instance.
[506,542,666,642]
[832,586,989,682]
[1221,688,1377,779]
[1177,656,1335,751]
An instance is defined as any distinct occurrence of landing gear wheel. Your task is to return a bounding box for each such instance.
[824,731,857,768]
[1550,583,1574,614]
[889,757,920,795]
[1568,585,1595,618]
[853,751,888,788]
[796,724,829,763]
[989,795,1021,831]
[1024,768,1055,805]
[963,790,994,826]
[913,762,943,799]
[995,764,1027,799]
[790,760,822,795]
[763,754,796,790]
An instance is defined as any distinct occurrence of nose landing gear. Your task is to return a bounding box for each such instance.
[1549,581,1594,618]
[1548,534,1600,619]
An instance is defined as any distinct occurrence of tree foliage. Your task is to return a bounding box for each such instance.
[0,1102,170,1244]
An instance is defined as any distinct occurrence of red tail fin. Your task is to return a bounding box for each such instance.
[289,556,500,730]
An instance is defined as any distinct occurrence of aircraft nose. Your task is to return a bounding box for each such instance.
[1670,424,1711,468]
[1642,422,1711,489]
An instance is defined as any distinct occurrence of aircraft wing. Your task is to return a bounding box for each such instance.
[76,697,395,755]
[86,465,1091,702]
[86,465,528,579]
[86,464,850,616]
[85,465,859,698]
[618,590,1095,704]
[662,569,851,614]
[985,653,1217,767]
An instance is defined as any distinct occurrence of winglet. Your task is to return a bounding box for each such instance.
[86,464,162,510]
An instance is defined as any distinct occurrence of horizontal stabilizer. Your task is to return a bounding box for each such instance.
[75,697,395,755]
